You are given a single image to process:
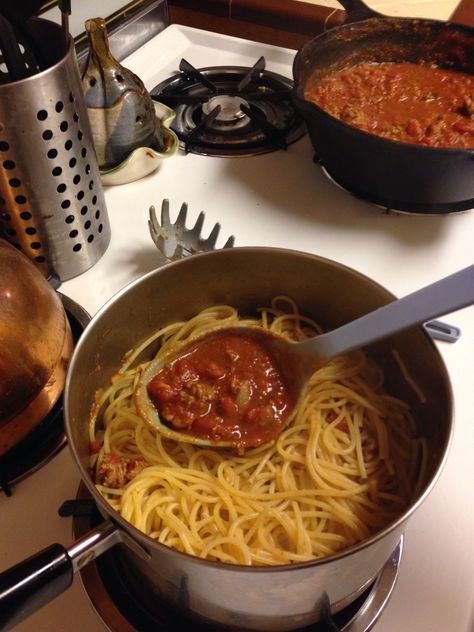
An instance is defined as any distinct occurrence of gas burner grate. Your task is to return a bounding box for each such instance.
[67,488,403,632]
[0,397,64,496]
[151,57,307,156]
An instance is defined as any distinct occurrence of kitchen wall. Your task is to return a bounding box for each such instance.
[42,0,136,37]
[42,0,468,53]
[295,0,459,19]
[44,0,462,37]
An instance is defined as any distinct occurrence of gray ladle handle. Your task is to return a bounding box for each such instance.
[302,265,474,363]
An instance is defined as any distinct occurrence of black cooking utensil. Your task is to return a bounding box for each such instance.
[58,0,71,43]
[0,12,30,81]
[0,0,70,84]
[0,0,45,22]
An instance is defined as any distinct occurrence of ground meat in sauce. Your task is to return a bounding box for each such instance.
[146,331,293,447]
[304,61,474,148]
[96,453,147,488]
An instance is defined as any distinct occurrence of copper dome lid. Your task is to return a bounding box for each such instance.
[0,239,73,453]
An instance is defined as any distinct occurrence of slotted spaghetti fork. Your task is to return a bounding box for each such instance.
[149,199,235,261]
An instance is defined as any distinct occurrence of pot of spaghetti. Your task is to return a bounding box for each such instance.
[0,248,453,631]
[292,0,474,213]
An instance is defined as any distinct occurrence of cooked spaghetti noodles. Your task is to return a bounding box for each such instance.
[90,297,426,566]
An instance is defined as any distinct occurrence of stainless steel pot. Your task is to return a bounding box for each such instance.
[0,248,453,631]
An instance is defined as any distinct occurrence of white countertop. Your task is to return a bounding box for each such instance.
[296,0,460,20]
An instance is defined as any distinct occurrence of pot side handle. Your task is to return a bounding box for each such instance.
[0,520,125,631]
[337,0,383,23]
[0,544,73,631]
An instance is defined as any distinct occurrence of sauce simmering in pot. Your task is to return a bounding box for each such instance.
[305,61,474,148]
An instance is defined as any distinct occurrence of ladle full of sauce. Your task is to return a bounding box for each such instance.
[135,264,474,451]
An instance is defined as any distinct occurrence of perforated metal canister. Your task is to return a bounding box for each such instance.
[0,20,111,281]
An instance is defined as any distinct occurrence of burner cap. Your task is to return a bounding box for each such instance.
[202,95,249,127]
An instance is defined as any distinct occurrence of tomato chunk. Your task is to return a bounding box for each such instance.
[146,331,293,448]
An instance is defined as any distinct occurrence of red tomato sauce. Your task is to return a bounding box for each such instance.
[146,331,293,448]
[305,61,474,148]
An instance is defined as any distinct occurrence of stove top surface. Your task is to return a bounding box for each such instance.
[1,23,473,632]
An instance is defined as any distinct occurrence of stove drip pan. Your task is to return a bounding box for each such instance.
[0,295,90,495]
[151,58,307,157]
[69,489,403,632]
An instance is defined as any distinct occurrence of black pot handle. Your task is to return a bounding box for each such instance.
[0,520,129,631]
[0,544,73,631]
[337,0,383,24]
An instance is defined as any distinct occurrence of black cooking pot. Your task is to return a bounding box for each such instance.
[292,0,474,213]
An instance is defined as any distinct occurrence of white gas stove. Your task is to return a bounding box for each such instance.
[1,23,473,632]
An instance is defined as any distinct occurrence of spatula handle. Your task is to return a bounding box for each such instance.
[313,265,474,360]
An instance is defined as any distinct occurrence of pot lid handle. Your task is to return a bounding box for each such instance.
[337,0,383,24]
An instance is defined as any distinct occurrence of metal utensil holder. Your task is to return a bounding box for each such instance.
[0,19,111,281]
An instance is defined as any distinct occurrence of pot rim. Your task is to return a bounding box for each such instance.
[64,246,454,573]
